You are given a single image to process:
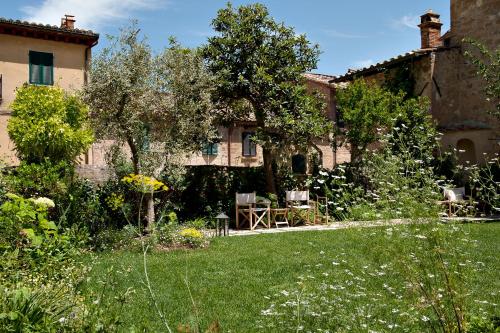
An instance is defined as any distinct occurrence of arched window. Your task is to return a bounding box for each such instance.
[457,138,476,164]
[292,154,307,174]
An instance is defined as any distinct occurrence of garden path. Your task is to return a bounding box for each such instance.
[227,216,499,237]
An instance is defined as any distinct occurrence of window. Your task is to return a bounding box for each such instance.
[292,154,307,174]
[29,51,53,85]
[202,142,218,156]
[242,132,256,157]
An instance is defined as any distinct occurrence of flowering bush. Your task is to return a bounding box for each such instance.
[121,174,168,193]
[179,227,206,248]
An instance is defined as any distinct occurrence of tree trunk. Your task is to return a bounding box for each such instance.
[263,147,277,195]
[127,136,140,174]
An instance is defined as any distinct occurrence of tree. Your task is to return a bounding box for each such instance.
[463,39,500,120]
[336,79,402,161]
[203,3,332,194]
[8,85,93,164]
[83,25,216,226]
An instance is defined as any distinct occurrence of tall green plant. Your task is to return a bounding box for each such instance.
[336,79,404,161]
[8,85,93,164]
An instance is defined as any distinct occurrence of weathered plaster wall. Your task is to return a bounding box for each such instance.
[0,34,88,164]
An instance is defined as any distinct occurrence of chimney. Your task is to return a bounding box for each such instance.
[60,14,76,29]
[418,10,443,49]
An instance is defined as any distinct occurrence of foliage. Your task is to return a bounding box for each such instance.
[8,85,93,164]
[0,285,70,332]
[382,63,416,98]
[463,39,500,119]
[311,88,442,220]
[83,24,216,177]
[308,165,364,220]
[178,166,266,221]
[468,155,500,215]
[5,160,73,200]
[336,79,405,160]
[203,3,331,193]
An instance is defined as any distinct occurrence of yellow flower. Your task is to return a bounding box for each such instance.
[121,174,169,193]
[179,228,203,239]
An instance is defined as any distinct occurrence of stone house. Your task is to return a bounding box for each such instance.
[330,0,500,164]
[0,15,99,165]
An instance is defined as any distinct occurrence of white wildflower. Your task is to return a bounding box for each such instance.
[32,197,55,208]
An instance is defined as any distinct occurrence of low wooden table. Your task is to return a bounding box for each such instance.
[271,208,289,228]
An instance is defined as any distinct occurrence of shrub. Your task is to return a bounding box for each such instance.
[7,85,93,164]
[179,227,206,248]
[5,160,73,200]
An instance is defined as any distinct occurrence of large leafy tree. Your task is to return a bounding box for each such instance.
[336,79,402,162]
[8,85,93,164]
[83,25,216,225]
[203,3,332,194]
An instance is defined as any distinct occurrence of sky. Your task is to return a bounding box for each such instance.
[2,0,450,75]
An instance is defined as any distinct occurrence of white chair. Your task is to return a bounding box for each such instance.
[235,192,270,230]
[441,187,466,217]
[286,190,314,226]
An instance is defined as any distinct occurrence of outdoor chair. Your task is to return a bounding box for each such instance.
[314,195,329,224]
[286,190,314,226]
[235,192,270,230]
[438,187,469,217]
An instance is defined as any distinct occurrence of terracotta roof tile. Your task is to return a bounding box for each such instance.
[0,17,98,38]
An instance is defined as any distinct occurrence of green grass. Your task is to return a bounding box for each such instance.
[83,222,500,332]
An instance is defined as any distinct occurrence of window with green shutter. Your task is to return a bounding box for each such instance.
[29,51,53,85]
[202,142,218,156]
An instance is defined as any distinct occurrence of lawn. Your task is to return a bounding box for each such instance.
[83,222,500,332]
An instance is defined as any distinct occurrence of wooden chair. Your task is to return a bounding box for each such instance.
[286,190,314,226]
[235,192,270,230]
[314,195,329,224]
[439,187,468,217]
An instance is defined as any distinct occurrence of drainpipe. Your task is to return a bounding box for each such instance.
[84,39,98,165]
[227,125,233,167]
[84,39,98,85]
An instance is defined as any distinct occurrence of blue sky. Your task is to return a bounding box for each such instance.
[4,0,450,75]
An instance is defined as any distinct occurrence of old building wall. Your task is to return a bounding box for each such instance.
[450,0,499,49]
[0,34,88,164]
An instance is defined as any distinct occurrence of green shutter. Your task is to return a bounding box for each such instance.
[29,51,53,85]
[202,143,218,156]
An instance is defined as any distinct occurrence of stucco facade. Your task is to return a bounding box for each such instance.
[0,16,98,164]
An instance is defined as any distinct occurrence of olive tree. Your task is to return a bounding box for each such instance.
[203,3,332,194]
[83,25,216,226]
